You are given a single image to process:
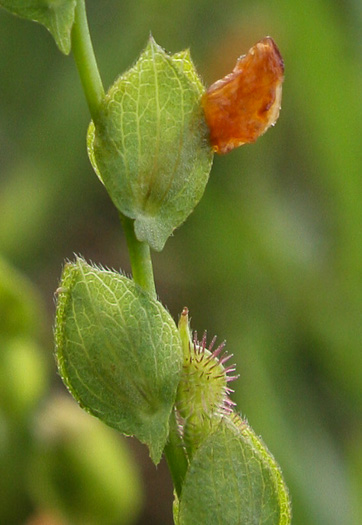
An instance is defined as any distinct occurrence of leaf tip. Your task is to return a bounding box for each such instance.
[146,33,164,54]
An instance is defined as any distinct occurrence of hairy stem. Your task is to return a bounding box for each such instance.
[71,0,105,121]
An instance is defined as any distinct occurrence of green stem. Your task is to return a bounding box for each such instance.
[120,215,157,299]
[71,0,186,496]
[71,0,105,121]
[122,214,189,493]
[164,409,189,497]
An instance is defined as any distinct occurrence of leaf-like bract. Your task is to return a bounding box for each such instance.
[178,416,291,524]
[88,37,213,251]
[0,0,76,54]
[55,258,183,464]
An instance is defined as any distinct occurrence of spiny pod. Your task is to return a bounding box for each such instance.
[176,307,238,458]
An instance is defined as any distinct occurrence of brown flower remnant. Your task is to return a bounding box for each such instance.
[202,37,284,154]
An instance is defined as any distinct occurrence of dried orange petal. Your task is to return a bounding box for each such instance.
[202,37,284,154]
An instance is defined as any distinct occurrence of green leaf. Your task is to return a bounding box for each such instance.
[0,0,76,54]
[87,36,213,251]
[178,415,291,525]
[55,258,183,464]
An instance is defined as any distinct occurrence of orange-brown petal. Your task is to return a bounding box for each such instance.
[202,37,284,154]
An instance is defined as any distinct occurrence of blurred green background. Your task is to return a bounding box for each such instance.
[1,1,361,524]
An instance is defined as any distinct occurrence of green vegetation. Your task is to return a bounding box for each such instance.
[0,1,361,524]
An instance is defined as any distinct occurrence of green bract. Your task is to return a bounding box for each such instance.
[0,0,76,54]
[177,415,291,525]
[87,37,213,251]
[55,258,183,464]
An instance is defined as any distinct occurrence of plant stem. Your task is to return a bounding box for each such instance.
[71,0,186,495]
[71,0,105,121]
[71,2,157,298]
[164,409,189,497]
[121,219,189,489]
[120,215,157,299]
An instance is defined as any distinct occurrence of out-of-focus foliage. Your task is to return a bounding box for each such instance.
[28,395,143,525]
[0,257,143,524]
[0,1,361,524]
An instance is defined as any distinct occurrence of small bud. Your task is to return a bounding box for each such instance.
[176,308,238,457]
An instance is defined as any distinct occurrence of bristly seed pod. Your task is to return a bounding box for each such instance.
[176,307,238,457]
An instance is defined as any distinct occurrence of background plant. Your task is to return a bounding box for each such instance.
[0,1,361,524]
[0,256,143,524]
